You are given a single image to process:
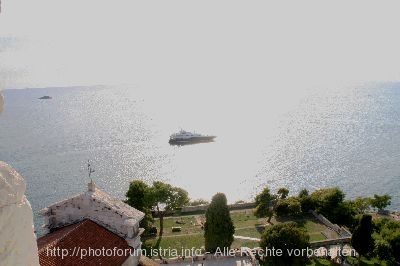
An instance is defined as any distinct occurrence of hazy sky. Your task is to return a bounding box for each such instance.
[1,0,400,94]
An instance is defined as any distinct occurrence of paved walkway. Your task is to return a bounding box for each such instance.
[160,227,262,239]
[165,256,253,266]
[233,235,260,241]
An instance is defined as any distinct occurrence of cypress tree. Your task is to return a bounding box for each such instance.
[204,193,235,252]
[351,214,374,258]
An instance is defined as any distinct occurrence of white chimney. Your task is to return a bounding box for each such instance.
[88,179,96,192]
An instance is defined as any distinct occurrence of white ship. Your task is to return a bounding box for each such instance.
[169,130,216,145]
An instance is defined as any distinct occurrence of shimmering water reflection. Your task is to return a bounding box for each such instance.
[0,84,399,234]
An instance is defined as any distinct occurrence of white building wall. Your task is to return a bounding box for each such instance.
[41,185,143,240]
[41,181,145,265]
[0,161,40,266]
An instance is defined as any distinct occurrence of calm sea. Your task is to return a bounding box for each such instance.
[1,84,399,234]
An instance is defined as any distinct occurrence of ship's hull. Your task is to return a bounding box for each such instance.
[169,136,216,145]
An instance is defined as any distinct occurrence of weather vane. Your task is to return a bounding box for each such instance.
[87,160,95,181]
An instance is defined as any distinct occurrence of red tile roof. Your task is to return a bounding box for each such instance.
[37,219,134,266]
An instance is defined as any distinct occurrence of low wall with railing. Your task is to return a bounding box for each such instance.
[180,202,256,214]
[309,210,352,238]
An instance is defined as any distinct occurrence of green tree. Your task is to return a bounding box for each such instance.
[169,187,190,210]
[259,222,310,266]
[126,180,189,236]
[125,180,153,230]
[298,189,309,198]
[333,200,357,228]
[351,214,374,259]
[298,189,314,213]
[387,230,400,262]
[373,239,392,261]
[286,197,301,216]
[277,187,289,199]
[254,187,276,223]
[126,180,149,210]
[275,200,289,217]
[310,187,344,222]
[376,219,400,262]
[275,197,301,217]
[366,213,400,264]
[370,194,391,211]
[148,181,189,236]
[204,193,235,252]
[353,197,371,214]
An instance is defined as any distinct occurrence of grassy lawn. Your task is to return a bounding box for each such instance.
[144,234,205,253]
[346,256,389,266]
[143,210,336,257]
[307,258,337,265]
[274,215,339,241]
[230,210,266,228]
[232,213,333,242]
[302,219,327,233]
[309,232,326,242]
[152,215,204,237]
[231,238,259,249]
[302,219,331,241]
[234,227,262,239]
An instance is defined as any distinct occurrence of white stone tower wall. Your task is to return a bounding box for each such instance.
[0,161,40,266]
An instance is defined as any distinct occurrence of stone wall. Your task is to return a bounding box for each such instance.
[310,210,351,237]
[181,202,256,213]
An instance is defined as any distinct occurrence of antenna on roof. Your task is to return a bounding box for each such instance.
[87,160,95,181]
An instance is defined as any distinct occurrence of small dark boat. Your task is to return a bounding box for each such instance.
[38,96,52,99]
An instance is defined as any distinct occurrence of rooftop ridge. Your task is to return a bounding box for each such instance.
[91,188,145,221]
[40,183,145,240]
[40,192,84,212]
